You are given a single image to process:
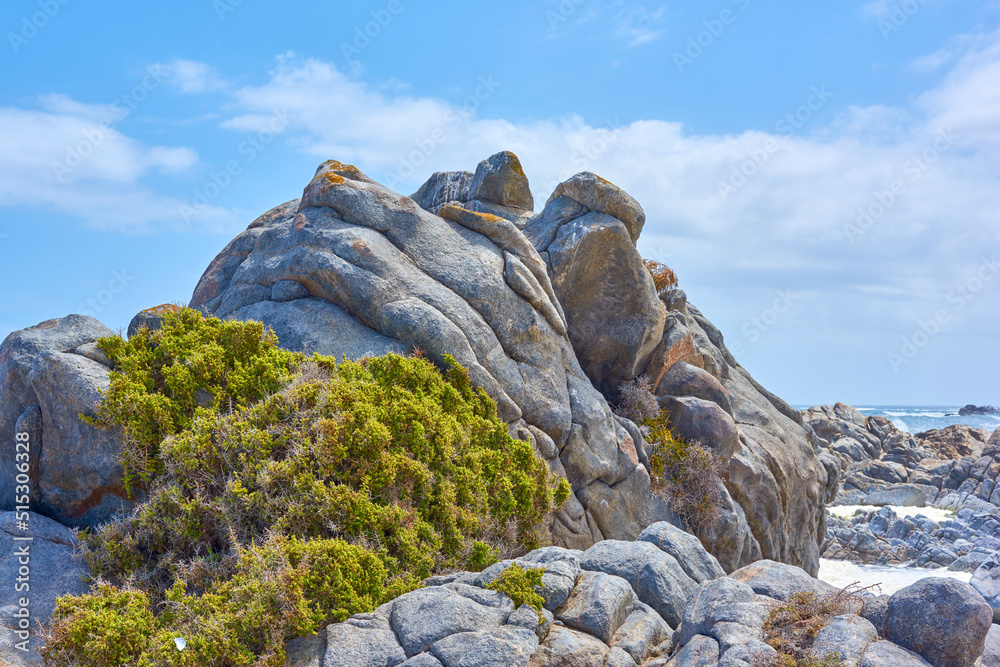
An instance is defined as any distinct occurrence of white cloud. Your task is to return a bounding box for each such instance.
[204,34,999,348]
[161,59,228,94]
[612,4,668,47]
[0,99,233,233]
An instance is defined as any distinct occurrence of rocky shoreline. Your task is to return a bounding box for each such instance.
[1,152,998,666]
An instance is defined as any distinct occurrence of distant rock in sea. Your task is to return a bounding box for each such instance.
[960,404,1000,416]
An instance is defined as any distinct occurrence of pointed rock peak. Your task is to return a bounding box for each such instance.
[311,160,377,185]
[470,150,534,211]
[410,171,474,213]
[546,172,645,244]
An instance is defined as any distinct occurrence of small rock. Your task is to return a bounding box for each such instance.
[127,303,183,338]
[469,151,533,211]
[729,560,835,602]
[556,571,635,644]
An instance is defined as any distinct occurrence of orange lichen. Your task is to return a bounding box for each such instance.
[323,172,346,186]
[142,304,183,316]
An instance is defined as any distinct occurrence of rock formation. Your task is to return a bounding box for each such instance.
[189,151,833,575]
[0,315,131,528]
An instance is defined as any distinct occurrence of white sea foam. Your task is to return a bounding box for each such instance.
[818,558,971,595]
[890,417,910,433]
[828,504,956,523]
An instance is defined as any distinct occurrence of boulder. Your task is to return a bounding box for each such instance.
[886,577,992,667]
[410,171,474,214]
[524,194,665,398]
[809,614,879,666]
[544,172,645,243]
[0,512,91,665]
[324,611,407,667]
[190,158,663,549]
[637,521,726,584]
[970,553,1000,622]
[0,315,130,528]
[663,634,719,666]
[658,396,740,459]
[578,540,697,628]
[527,625,608,667]
[430,627,537,667]
[915,425,992,460]
[730,560,835,602]
[859,641,932,666]
[655,362,733,416]
[126,303,183,338]
[555,571,635,644]
[864,485,926,507]
[388,587,508,657]
[468,151,533,212]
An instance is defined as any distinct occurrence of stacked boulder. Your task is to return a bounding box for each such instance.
[288,523,994,667]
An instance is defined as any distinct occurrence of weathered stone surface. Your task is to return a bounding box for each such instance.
[544,172,645,244]
[730,560,835,602]
[524,201,665,398]
[232,298,410,359]
[556,571,635,644]
[0,512,91,665]
[190,159,654,549]
[610,602,672,665]
[886,577,992,667]
[430,627,537,667]
[127,303,183,338]
[605,646,638,667]
[978,624,1000,667]
[324,611,407,667]
[284,633,325,667]
[860,595,889,638]
[271,279,311,302]
[469,151,533,212]
[656,361,733,415]
[970,552,1000,622]
[28,351,132,527]
[665,634,719,667]
[0,315,115,517]
[659,396,740,459]
[674,577,757,649]
[389,587,507,657]
[637,521,726,585]
[411,171,474,214]
[400,654,445,667]
[527,625,609,667]
[810,614,879,666]
[579,539,696,628]
[859,641,932,667]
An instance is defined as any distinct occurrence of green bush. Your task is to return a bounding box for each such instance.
[88,308,303,491]
[46,309,565,666]
[485,564,546,623]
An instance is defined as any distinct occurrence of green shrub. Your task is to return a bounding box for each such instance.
[485,564,546,623]
[88,308,302,491]
[48,310,565,666]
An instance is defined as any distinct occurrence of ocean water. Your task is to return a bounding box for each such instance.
[818,558,972,595]
[801,405,1000,435]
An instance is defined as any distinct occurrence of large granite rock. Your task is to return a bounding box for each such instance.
[189,157,657,549]
[886,578,992,667]
[0,315,130,528]
[523,185,665,399]
[191,152,834,576]
[970,553,1000,622]
[0,512,91,665]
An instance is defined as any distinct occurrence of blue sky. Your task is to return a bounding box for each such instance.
[1,0,998,406]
